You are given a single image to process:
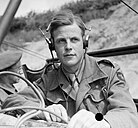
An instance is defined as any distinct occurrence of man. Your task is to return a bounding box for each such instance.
[2,10,138,128]
[0,50,22,106]
[0,50,22,125]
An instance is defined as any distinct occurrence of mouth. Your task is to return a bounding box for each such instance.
[64,53,75,57]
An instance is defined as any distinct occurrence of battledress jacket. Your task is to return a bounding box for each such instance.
[2,54,138,128]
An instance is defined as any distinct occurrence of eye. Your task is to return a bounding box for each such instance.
[71,37,79,43]
[56,38,66,44]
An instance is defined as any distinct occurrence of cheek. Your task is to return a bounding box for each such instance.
[75,40,83,48]
[74,43,84,53]
[55,47,63,57]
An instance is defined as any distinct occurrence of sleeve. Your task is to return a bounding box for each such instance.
[0,89,9,109]
[104,63,138,128]
[2,74,48,109]
[1,85,47,119]
[2,86,41,108]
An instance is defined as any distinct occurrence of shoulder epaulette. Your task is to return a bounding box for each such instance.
[97,58,115,68]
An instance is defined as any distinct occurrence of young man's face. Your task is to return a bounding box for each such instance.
[53,23,85,70]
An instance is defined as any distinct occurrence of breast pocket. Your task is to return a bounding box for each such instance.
[83,81,108,114]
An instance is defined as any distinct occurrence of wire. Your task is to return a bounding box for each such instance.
[121,0,138,14]
[39,28,57,69]
[0,106,68,124]
[3,40,47,61]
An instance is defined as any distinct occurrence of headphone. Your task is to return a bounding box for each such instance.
[39,26,90,52]
[48,34,89,51]
[83,34,89,49]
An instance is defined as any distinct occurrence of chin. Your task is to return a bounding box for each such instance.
[63,60,79,67]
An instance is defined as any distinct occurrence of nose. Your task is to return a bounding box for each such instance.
[65,39,72,51]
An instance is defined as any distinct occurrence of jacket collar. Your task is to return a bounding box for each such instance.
[48,54,108,91]
[47,66,68,91]
[82,54,108,83]
[0,81,16,94]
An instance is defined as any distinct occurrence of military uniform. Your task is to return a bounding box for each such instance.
[0,50,22,108]
[2,54,138,128]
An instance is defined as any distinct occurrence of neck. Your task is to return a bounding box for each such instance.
[62,66,77,74]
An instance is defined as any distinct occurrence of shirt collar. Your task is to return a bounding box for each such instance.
[61,56,85,85]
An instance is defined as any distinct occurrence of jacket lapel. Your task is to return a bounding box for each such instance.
[46,66,77,102]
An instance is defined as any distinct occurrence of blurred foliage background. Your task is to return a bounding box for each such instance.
[0,0,121,44]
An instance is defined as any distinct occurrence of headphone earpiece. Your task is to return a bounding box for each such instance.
[48,38,55,51]
[83,34,89,49]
